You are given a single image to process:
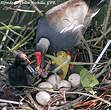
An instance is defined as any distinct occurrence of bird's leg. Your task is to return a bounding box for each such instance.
[81,36,93,66]
[70,55,77,73]
[74,29,93,67]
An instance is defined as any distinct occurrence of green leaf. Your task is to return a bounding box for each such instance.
[73,65,84,74]
[80,68,99,95]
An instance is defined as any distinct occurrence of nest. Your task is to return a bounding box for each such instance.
[0,0,111,109]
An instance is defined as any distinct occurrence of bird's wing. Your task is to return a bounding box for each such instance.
[45,0,89,34]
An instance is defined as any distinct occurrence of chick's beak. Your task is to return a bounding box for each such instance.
[19,53,36,74]
[24,56,36,75]
[25,58,36,75]
[25,58,31,64]
[19,53,31,64]
[26,65,35,74]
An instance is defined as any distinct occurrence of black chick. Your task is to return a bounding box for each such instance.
[35,0,107,69]
[7,52,35,86]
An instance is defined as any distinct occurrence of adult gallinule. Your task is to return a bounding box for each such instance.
[35,0,107,69]
[8,52,35,86]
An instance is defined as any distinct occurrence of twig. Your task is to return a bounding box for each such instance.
[0,3,23,50]
[90,40,111,73]
[103,0,111,32]
[46,54,108,65]
[0,10,17,49]
[94,27,111,45]
[87,38,99,43]
[10,26,37,51]
[5,6,35,13]
[2,106,7,110]
[48,94,64,110]
[63,91,68,110]
[46,90,111,106]
[70,61,107,65]
[0,22,24,38]
[96,59,111,79]
[33,78,42,86]
[26,91,42,110]
[0,31,14,42]
[0,25,24,31]
[52,54,71,73]
[50,96,83,110]
[95,0,111,45]
[28,0,43,16]
[0,99,23,105]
